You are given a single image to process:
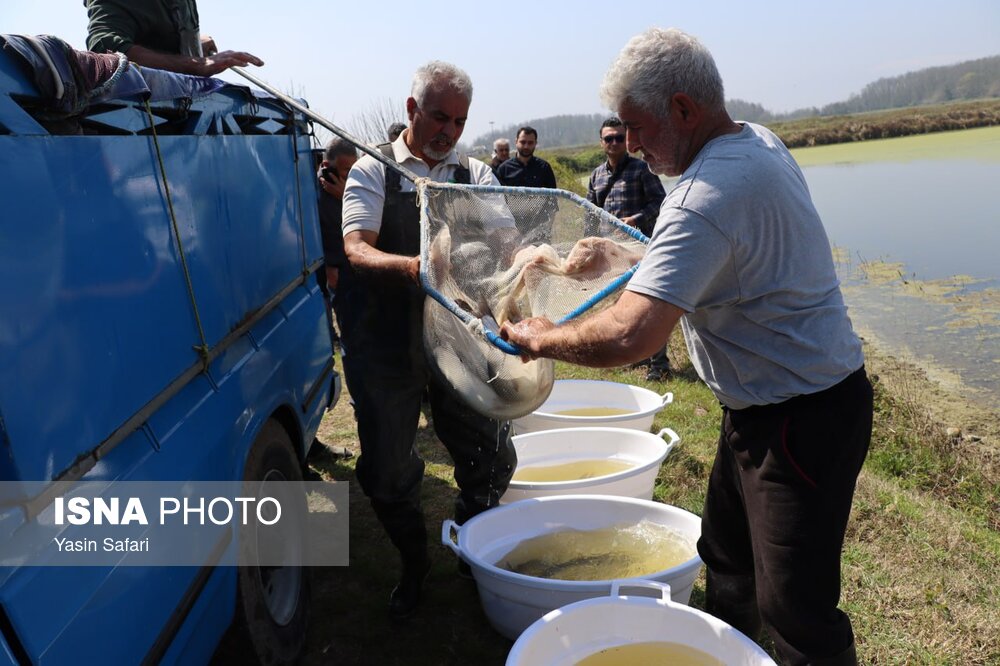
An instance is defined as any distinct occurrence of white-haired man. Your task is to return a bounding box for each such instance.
[502,28,871,665]
[339,61,516,620]
[489,137,510,175]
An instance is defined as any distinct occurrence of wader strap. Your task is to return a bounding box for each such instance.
[378,143,401,193]
[377,142,472,189]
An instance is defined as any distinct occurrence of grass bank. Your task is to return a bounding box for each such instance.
[770,98,1000,148]
[301,330,999,665]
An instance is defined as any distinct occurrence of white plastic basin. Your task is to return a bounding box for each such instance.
[500,427,680,504]
[512,379,672,434]
[507,580,776,665]
[441,495,702,641]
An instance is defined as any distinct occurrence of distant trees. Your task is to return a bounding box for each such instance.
[725,99,774,123]
[778,54,1000,120]
[346,97,407,145]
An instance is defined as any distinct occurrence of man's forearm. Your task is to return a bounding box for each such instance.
[536,312,641,367]
[125,45,202,75]
[343,230,419,284]
[504,291,683,367]
[125,44,263,77]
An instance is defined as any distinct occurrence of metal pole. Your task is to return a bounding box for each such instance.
[231,67,422,183]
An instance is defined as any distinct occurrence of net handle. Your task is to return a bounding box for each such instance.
[231,67,422,183]
[419,268,524,356]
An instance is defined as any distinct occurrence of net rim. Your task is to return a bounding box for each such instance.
[417,182,650,355]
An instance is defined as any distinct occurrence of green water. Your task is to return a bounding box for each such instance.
[791,125,1000,166]
[793,127,1000,409]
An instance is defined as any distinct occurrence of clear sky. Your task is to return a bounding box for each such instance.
[6,1,999,145]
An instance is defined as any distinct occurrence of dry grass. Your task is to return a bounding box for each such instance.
[294,331,1000,665]
[844,474,1000,663]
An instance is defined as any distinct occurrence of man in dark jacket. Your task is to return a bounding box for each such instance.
[316,137,358,347]
[496,126,557,188]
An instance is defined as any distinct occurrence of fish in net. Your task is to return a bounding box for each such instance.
[420,182,648,419]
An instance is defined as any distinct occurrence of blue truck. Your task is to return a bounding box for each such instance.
[0,37,338,664]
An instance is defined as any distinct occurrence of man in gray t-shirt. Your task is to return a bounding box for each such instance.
[503,28,872,666]
[630,120,863,408]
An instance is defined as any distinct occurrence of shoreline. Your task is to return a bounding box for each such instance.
[860,335,999,447]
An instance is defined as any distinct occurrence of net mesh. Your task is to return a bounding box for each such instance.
[420,183,648,420]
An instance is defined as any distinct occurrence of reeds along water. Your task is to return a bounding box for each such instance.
[496,520,695,581]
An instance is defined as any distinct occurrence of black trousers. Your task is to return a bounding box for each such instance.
[337,286,516,565]
[697,367,873,665]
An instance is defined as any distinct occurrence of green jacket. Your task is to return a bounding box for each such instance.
[84,0,201,57]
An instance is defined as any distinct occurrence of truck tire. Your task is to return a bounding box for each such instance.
[233,419,310,665]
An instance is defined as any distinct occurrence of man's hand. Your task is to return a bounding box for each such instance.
[500,317,556,361]
[195,50,264,77]
[125,44,264,77]
[317,164,347,199]
[622,215,639,228]
[406,256,421,285]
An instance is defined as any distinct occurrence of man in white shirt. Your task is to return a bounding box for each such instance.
[338,61,516,620]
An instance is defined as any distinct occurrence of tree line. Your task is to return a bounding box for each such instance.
[731,54,1000,123]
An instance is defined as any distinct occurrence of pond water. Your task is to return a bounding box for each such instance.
[793,127,1000,410]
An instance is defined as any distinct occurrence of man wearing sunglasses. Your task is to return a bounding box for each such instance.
[588,116,669,380]
[586,116,666,238]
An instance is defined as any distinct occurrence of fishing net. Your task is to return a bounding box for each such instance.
[419,183,649,420]
[218,71,648,421]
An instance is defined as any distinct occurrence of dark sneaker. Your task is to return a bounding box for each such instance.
[645,367,672,382]
[388,558,431,620]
